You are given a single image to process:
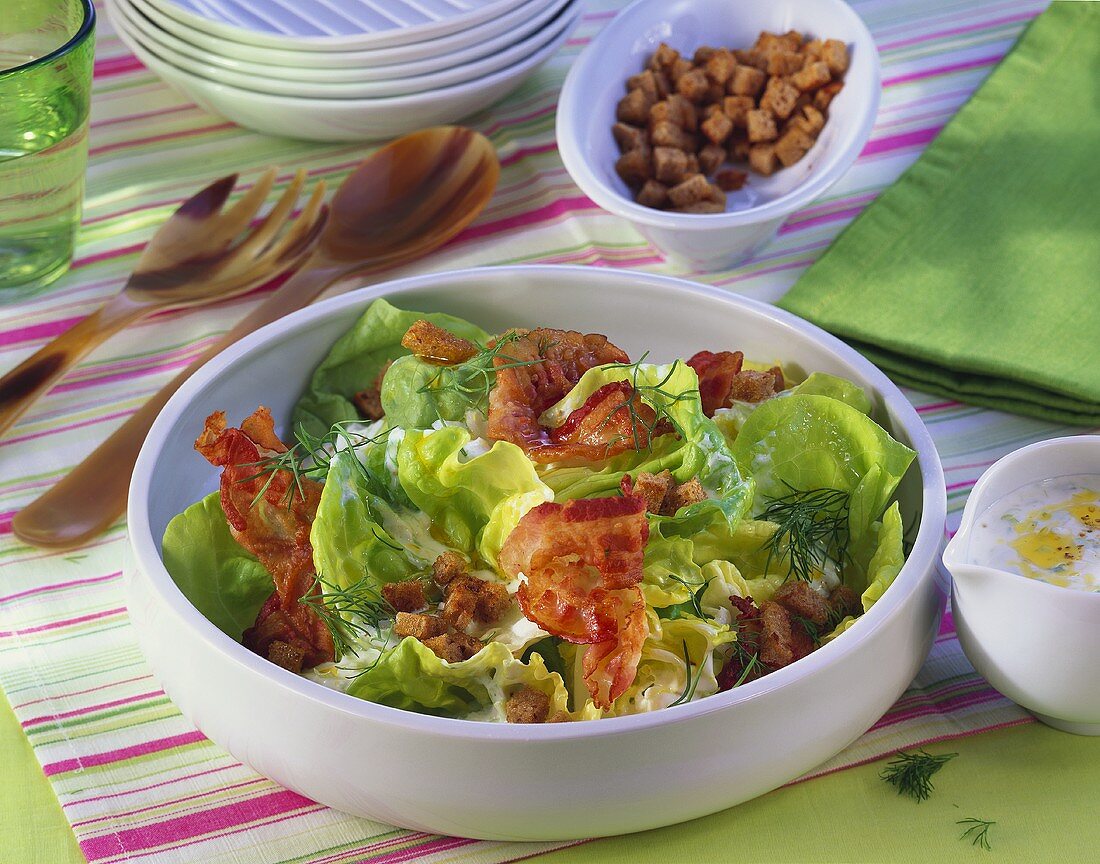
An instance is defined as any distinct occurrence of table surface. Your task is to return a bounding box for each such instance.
[1,0,1096,862]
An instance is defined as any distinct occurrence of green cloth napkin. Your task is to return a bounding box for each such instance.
[779,1,1100,426]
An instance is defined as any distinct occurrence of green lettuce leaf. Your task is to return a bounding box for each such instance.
[346,638,571,720]
[858,501,905,611]
[292,299,488,440]
[161,492,272,640]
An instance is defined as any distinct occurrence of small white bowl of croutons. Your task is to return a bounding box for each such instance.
[557,0,880,271]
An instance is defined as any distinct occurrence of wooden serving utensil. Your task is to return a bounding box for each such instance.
[0,168,327,441]
[13,125,500,550]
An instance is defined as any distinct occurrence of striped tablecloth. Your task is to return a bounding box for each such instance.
[1,1,1089,862]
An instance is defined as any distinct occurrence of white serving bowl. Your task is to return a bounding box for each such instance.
[125,0,556,69]
[557,0,880,271]
[113,0,577,99]
[119,0,571,82]
[127,265,946,840]
[108,5,578,142]
[943,436,1100,736]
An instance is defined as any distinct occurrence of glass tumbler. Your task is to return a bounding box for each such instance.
[0,0,95,299]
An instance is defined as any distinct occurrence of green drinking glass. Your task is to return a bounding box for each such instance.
[0,0,95,299]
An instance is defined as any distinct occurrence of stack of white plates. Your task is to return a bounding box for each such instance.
[106,0,582,141]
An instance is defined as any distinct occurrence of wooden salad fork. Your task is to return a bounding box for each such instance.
[0,168,328,441]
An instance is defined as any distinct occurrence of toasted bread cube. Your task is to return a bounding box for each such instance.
[630,470,674,513]
[829,585,862,619]
[676,68,710,103]
[759,601,813,668]
[684,152,700,174]
[432,551,467,587]
[652,69,672,98]
[722,95,755,127]
[615,147,652,188]
[774,580,832,625]
[382,580,427,613]
[760,77,801,120]
[667,173,712,208]
[791,103,825,136]
[267,640,305,673]
[616,88,652,125]
[675,201,725,213]
[728,130,751,161]
[728,64,766,97]
[627,68,660,101]
[814,80,843,111]
[422,632,483,663]
[792,60,831,92]
[651,42,680,69]
[442,578,480,630]
[663,477,708,514]
[693,45,718,65]
[698,143,726,175]
[754,30,802,55]
[746,109,778,143]
[821,39,849,75]
[748,143,778,175]
[505,686,551,723]
[767,51,805,76]
[653,146,690,184]
[635,179,670,209]
[649,93,697,131]
[715,167,748,191]
[733,48,768,71]
[612,122,647,153]
[352,386,383,421]
[650,121,695,151]
[802,38,825,59]
[700,109,733,145]
[473,579,511,625]
[402,319,478,364]
[669,56,693,81]
[394,612,447,641]
[704,49,737,85]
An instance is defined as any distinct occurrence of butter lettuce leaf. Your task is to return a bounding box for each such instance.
[162,492,272,640]
[293,298,488,440]
[858,501,905,611]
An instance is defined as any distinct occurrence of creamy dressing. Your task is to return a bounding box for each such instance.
[970,475,1100,592]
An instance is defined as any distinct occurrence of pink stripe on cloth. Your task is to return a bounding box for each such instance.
[23,690,164,727]
[0,316,84,348]
[459,196,600,242]
[878,10,1037,51]
[43,730,208,777]
[0,571,121,606]
[883,54,1003,88]
[860,126,943,158]
[14,674,153,711]
[0,607,126,639]
[93,56,145,79]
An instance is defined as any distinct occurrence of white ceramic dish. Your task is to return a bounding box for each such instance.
[557,0,880,271]
[113,0,576,99]
[109,6,578,141]
[127,265,946,840]
[118,0,571,82]
[147,0,530,50]
[942,436,1100,736]
[126,0,556,69]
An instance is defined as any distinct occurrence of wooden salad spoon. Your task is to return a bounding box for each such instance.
[0,167,328,441]
[13,125,500,550]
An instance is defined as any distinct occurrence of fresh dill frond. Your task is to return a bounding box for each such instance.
[298,573,392,661]
[880,749,958,801]
[667,574,711,618]
[595,354,696,455]
[957,818,995,851]
[416,331,548,415]
[759,484,851,582]
[731,651,763,688]
[669,639,704,707]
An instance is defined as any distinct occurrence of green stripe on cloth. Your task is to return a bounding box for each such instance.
[779,1,1100,425]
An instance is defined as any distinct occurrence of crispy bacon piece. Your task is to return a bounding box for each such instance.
[401,319,478,365]
[687,350,785,416]
[499,493,650,709]
[487,328,631,462]
[195,408,333,667]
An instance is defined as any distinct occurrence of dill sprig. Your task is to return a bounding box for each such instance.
[879,749,958,801]
[667,574,711,618]
[596,354,696,454]
[669,639,704,707]
[759,484,851,583]
[957,818,995,851]
[298,573,392,662]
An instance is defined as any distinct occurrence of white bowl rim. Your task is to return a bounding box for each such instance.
[128,265,946,743]
[113,6,578,109]
[556,0,882,230]
[943,434,1100,605]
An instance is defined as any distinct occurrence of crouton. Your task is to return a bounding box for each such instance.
[401,320,478,365]
[774,580,832,625]
[791,60,832,92]
[381,580,427,613]
[790,104,825,135]
[820,39,849,75]
[653,70,672,99]
[704,49,737,84]
[676,68,710,102]
[669,57,693,82]
[663,477,708,514]
[700,109,733,145]
[728,130,751,161]
[829,585,862,619]
[267,640,305,673]
[748,143,778,175]
[635,179,670,209]
[774,125,817,166]
[728,366,783,401]
[698,143,727,175]
[675,201,726,214]
[754,30,802,55]
[667,173,713,208]
[759,601,814,669]
[626,69,660,101]
[629,470,675,513]
[616,88,652,125]
[393,612,447,641]
[651,42,680,70]
[649,93,697,131]
[432,551,467,587]
[615,147,652,188]
[693,45,718,65]
[728,64,766,97]
[802,38,825,59]
[473,579,511,625]
[760,77,801,120]
[722,95,755,127]
[746,109,778,143]
[715,167,748,191]
[814,81,843,111]
[767,51,805,77]
[733,48,768,71]
[612,122,647,152]
[442,578,480,630]
[422,632,484,663]
[650,121,695,151]
[351,360,391,421]
[505,687,551,723]
[653,146,691,184]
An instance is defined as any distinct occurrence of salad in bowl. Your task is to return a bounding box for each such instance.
[163,298,915,723]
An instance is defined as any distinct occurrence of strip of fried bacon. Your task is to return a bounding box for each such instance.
[194,408,333,668]
[499,493,650,709]
[686,350,785,417]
